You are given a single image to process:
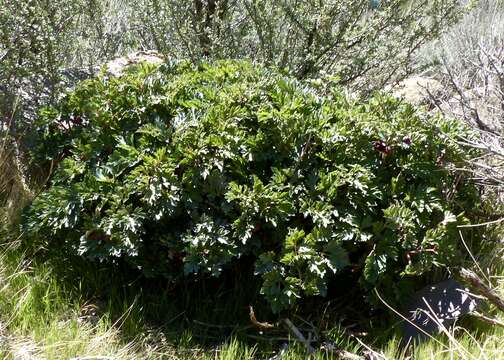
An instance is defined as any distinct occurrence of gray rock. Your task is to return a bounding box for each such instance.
[402,278,479,344]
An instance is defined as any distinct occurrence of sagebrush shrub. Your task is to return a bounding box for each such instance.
[24,60,478,312]
[136,0,463,92]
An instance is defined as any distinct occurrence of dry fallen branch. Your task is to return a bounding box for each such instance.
[471,312,504,329]
[250,311,365,359]
[283,318,315,354]
[457,218,504,228]
[283,320,367,359]
[193,320,245,330]
[459,268,504,313]
[249,306,275,330]
[329,349,365,360]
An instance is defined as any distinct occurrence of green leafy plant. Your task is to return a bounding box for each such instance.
[24,60,479,312]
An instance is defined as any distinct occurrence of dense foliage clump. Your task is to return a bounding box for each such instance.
[25,60,478,312]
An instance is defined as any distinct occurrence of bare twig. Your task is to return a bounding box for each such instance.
[293,314,319,341]
[322,344,365,360]
[193,320,245,330]
[282,318,315,354]
[471,312,504,328]
[457,218,504,228]
[459,268,504,313]
[458,230,491,285]
[246,334,291,342]
[249,306,275,330]
[442,56,495,134]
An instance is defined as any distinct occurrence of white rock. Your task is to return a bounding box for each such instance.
[104,50,164,77]
[391,76,443,105]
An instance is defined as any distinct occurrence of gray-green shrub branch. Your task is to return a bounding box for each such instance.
[422,0,504,193]
[135,0,464,93]
[0,0,136,132]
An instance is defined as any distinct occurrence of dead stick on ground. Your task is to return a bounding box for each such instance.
[459,268,504,313]
[283,318,315,354]
[332,350,365,360]
[471,312,504,329]
[321,343,366,360]
[282,319,365,359]
[249,306,275,330]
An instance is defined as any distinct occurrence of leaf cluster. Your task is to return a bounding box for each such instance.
[24,60,479,312]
